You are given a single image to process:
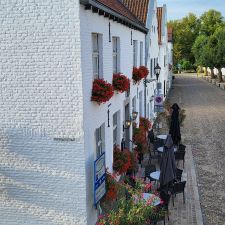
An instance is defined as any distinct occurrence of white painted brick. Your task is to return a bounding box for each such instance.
[0,0,87,225]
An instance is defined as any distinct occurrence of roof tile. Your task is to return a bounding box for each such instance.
[96,0,144,25]
[157,7,163,44]
[122,0,150,24]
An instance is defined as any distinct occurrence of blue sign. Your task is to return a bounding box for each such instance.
[94,152,106,206]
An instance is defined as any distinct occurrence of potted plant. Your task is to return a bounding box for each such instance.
[112,73,130,93]
[91,79,114,104]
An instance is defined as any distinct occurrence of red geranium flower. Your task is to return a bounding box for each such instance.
[112,73,130,93]
[91,79,114,104]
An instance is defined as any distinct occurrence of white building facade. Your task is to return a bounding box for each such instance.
[0,0,172,225]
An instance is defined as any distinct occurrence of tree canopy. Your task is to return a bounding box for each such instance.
[169,9,225,79]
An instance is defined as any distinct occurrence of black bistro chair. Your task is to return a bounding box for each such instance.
[150,190,171,225]
[178,144,186,152]
[172,181,186,206]
[144,164,157,183]
[175,151,186,168]
[175,168,183,182]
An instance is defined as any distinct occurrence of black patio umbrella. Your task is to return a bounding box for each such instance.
[169,103,181,145]
[159,135,176,187]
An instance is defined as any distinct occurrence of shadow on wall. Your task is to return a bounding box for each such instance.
[0,128,87,225]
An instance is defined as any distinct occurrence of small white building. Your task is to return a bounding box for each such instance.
[167,27,174,89]
[157,5,170,98]
[0,0,171,224]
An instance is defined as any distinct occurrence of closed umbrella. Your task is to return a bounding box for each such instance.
[159,135,176,187]
[169,103,181,145]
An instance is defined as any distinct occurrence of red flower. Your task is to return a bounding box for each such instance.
[139,117,152,132]
[113,146,132,175]
[91,79,114,104]
[139,66,149,79]
[132,66,149,84]
[112,73,130,93]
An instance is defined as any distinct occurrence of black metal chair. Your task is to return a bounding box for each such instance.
[175,168,183,182]
[144,164,157,183]
[172,181,186,206]
[175,151,186,168]
[178,143,186,152]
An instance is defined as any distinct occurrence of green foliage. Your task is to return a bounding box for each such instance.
[192,35,208,66]
[168,13,200,67]
[169,9,224,74]
[200,10,223,36]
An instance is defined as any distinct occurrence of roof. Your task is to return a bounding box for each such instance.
[80,0,148,33]
[96,0,143,25]
[167,27,173,42]
[157,7,163,44]
[122,0,150,24]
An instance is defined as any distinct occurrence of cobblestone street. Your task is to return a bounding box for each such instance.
[168,74,225,225]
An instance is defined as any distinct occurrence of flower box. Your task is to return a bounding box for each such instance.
[132,66,149,84]
[91,79,114,104]
[112,73,130,93]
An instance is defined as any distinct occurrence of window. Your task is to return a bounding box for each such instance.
[132,96,136,112]
[150,59,153,78]
[113,111,120,145]
[133,40,138,67]
[140,41,143,66]
[92,33,103,79]
[147,103,150,119]
[112,37,120,73]
[95,123,105,158]
[139,91,143,117]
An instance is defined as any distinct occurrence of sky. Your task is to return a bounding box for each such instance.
[157,0,225,21]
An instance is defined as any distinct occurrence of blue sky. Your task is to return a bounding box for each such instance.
[157,0,225,21]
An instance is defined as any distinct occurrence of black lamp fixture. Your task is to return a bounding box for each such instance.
[124,119,132,129]
[154,63,161,81]
[131,111,138,121]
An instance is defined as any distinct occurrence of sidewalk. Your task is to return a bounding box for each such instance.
[199,75,225,90]
[139,145,204,225]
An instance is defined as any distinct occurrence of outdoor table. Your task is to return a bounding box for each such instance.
[142,193,161,206]
[157,146,177,153]
[157,134,167,140]
[150,171,160,180]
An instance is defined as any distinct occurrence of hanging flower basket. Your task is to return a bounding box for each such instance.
[132,67,142,84]
[113,146,131,175]
[139,117,152,132]
[91,79,114,104]
[112,73,130,93]
[139,66,149,79]
[132,66,149,84]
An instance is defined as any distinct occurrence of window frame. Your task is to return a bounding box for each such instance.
[92,33,103,79]
[112,37,120,73]
[133,40,138,67]
[95,123,105,158]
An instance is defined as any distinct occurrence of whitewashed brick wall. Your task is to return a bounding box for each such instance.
[0,1,87,225]
[79,5,147,224]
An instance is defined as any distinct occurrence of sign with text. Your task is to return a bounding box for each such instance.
[94,152,106,206]
[154,105,165,113]
[154,94,164,106]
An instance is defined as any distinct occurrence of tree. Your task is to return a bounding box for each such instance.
[192,35,211,75]
[210,25,225,82]
[168,13,200,67]
[200,10,223,36]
